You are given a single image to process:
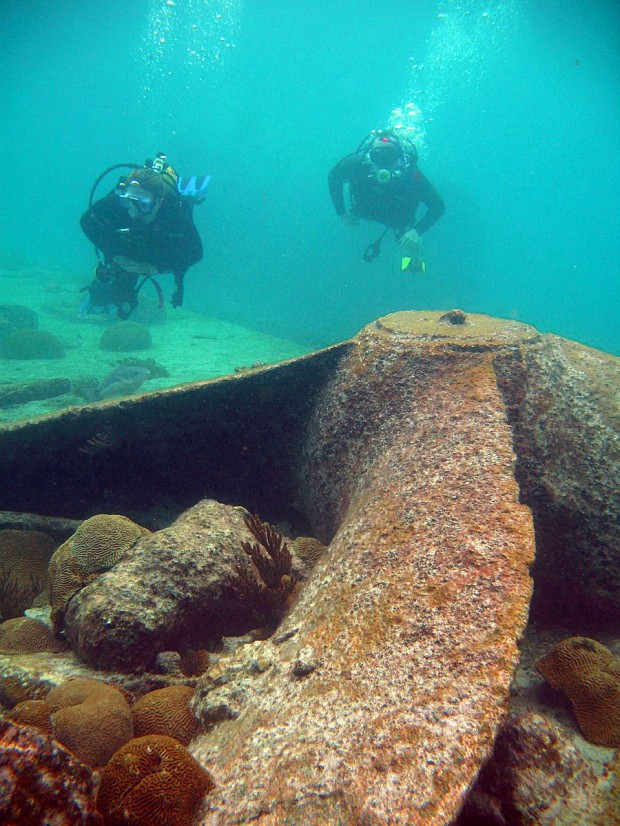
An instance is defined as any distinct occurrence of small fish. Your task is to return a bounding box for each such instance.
[95,366,151,400]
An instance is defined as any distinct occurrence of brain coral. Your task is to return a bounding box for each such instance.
[0,303,38,338]
[97,734,214,826]
[7,698,53,734]
[0,528,56,619]
[70,514,151,574]
[0,328,65,359]
[46,677,134,768]
[292,536,326,564]
[181,648,211,677]
[48,514,149,632]
[0,528,55,579]
[536,636,620,747]
[49,539,97,633]
[0,617,68,654]
[0,718,102,825]
[155,649,211,679]
[100,321,152,352]
[131,685,199,745]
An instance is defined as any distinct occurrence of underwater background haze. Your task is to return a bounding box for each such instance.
[1,0,618,354]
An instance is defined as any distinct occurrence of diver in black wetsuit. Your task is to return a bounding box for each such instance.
[328,131,445,271]
[80,162,203,319]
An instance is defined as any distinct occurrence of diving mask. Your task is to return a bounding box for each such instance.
[368,138,405,184]
[115,180,157,214]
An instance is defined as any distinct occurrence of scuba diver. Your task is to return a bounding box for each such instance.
[328,130,445,272]
[80,153,210,319]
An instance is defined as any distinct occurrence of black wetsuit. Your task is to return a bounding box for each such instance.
[80,188,203,311]
[328,152,445,237]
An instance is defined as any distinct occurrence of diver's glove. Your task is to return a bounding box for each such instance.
[79,265,118,317]
[340,211,361,227]
[399,229,425,274]
[398,228,422,260]
[79,285,115,319]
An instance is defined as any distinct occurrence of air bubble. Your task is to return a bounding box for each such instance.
[139,0,244,104]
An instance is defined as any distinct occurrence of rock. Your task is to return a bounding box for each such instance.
[439,307,467,325]
[0,717,102,825]
[0,650,176,710]
[500,335,620,625]
[455,712,620,826]
[191,312,536,825]
[64,500,263,671]
[0,377,71,409]
[192,640,273,729]
[0,512,81,545]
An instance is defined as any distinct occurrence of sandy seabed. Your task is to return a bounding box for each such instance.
[0,267,311,425]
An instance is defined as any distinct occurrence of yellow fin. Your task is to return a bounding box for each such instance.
[401,257,426,274]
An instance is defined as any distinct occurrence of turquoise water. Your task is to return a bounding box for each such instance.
[1,0,618,354]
